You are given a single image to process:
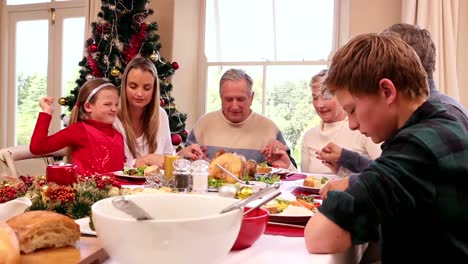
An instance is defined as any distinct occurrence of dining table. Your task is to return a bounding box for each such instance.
[97,173,374,264]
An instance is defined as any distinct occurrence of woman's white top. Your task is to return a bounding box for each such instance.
[301,118,381,175]
[113,107,173,167]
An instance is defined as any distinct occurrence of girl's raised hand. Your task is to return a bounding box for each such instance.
[39,96,55,115]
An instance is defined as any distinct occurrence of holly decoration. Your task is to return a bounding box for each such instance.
[0,175,121,219]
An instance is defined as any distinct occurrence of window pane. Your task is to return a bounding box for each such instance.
[7,0,50,5]
[205,0,274,62]
[205,0,334,62]
[62,17,85,117]
[16,20,49,145]
[265,66,325,164]
[275,0,334,60]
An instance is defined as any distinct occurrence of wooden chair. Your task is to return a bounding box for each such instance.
[0,145,67,177]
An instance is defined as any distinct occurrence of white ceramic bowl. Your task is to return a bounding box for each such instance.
[92,193,242,264]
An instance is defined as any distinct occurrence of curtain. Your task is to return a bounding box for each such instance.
[401,0,460,99]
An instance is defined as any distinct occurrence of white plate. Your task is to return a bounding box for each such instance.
[269,203,320,225]
[293,174,336,189]
[113,171,147,179]
[256,168,287,176]
[294,179,320,189]
[75,217,96,236]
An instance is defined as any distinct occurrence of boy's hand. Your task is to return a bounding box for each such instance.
[39,97,54,115]
[319,177,350,199]
[316,142,343,163]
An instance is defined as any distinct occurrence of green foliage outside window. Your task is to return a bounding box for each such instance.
[16,73,47,145]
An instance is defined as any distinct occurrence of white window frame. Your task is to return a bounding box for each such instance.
[0,0,88,148]
[198,0,350,115]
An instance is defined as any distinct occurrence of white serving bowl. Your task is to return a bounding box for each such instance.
[92,193,242,264]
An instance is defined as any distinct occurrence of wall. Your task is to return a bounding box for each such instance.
[151,0,174,61]
[457,1,468,108]
[348,0,401,38]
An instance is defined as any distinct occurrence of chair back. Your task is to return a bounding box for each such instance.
[0,145,67,177]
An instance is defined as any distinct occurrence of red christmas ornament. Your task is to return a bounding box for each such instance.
[183,129,189,136]
[171,62,179,70]
[171,133,182,146]
[160,98,165,107]
[89,43,98,53]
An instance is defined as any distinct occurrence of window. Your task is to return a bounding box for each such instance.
[2,0,86,146]
[204,0,338,163]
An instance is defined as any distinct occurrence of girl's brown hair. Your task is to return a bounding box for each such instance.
[118,57,160,158]
[324,33,429,99]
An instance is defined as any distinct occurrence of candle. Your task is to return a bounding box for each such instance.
[163,155,180,180]
[46,163,77,185]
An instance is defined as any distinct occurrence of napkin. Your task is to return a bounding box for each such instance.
[281,173,307,181]
[114,177,145,185]
[264,223,305,237]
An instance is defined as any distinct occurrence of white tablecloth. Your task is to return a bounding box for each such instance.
[103,234,368,264]
[104,176,371,264]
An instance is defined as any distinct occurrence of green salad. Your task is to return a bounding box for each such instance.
[123,165,147,176]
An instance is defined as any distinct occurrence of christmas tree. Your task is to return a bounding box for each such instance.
[59,0,188,148]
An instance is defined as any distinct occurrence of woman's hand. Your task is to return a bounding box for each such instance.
[134,153,164,168]
[262,139,286,159]
[316,142,343,174]
[178,144,207,160]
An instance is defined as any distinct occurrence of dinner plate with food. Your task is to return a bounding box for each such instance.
[207,151,282,190]
[263,196,322,225]
[293,174,331,194]
[113,165,160,179]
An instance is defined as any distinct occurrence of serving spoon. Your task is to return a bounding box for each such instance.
[216,164,249,185]
[112,196,154,221]
[220,182,281,216]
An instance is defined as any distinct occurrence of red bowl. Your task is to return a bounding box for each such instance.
[231,207,269,250]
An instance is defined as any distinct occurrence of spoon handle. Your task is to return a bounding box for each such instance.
[112,196,154,221]
[215,164,246,184]
[220,183,280,214]
[243,191,281,216]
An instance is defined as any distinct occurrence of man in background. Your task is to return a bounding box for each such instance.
[183,68,296,168]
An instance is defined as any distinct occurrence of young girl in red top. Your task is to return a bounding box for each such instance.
[30,78,125,175]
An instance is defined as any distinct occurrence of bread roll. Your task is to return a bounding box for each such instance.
[7,211,80,254]
[303,176,321,188]
[0,221,20,264]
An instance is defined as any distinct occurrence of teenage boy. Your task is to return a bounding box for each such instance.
[304,33,468,262]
